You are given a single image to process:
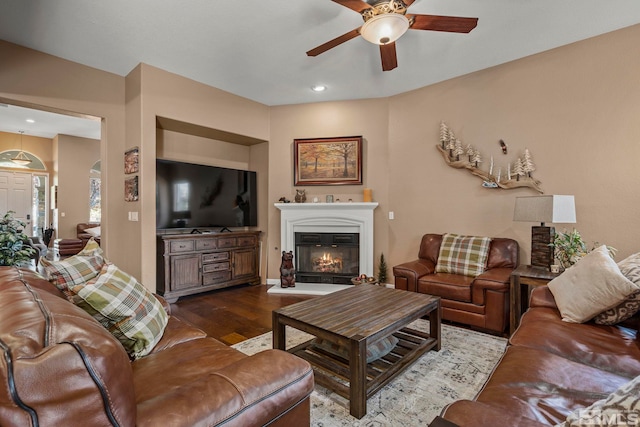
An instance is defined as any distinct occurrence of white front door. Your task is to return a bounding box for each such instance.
[0,171,34,235]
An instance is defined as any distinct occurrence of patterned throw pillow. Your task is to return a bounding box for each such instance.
[593,252,640,325]
[40,238,105,297]
[312,335,399,363]
[71,263,168,359]
[435,233,492,277]
[556,374,640,427]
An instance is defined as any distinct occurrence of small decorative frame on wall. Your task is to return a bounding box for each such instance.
[124,147,139,174]
[293,136,363,186]
[124,175,139,202]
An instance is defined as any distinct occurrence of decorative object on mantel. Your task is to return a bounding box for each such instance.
[513,195,576,269]
[278,196,291,203]
[293,136,363,186]
[437,122,543,193]
[279,251,296,288]
[294,189,307,203]
[363,188,372,202]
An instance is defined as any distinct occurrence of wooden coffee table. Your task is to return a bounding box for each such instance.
[272,284,441,419]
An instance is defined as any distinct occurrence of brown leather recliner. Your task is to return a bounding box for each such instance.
[77,222,100,246]
[393,233,519,334]
[0,267,314,427]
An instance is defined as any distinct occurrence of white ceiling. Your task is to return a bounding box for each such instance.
[0,103,101,140]
[1,0,639,138]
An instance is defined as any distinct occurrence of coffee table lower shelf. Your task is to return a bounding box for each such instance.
[288,327,438,408]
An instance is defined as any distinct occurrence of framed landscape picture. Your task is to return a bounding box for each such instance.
[294,136,363,186]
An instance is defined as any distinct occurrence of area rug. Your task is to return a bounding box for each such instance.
[232,320,507,426]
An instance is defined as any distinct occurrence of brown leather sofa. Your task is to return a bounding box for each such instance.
[432,285,640,426]
[393,234,519,334]
[0,267,314,426]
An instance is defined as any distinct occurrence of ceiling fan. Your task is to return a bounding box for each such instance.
[307,0,478,71]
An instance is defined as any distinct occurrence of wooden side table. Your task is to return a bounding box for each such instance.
[510,265,560,335]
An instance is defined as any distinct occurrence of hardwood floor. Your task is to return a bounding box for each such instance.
[170,284,314,345]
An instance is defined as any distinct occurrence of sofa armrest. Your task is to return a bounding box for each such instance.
[154,293,172,315]
[473,268,512,291]
[471,267,512,306]
[393,259,435,292]
[528,285,558,309]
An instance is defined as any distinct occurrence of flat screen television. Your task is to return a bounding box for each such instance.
[156,159,257,230]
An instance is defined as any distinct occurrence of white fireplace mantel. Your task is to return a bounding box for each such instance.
[275,202,379,277]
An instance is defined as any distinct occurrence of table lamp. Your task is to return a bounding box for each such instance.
[513,195,576,269]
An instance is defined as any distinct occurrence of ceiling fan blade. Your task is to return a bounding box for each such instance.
[408,14,478,33]
[380,43,398,71]
[306,28,362,57]
[331,0,372,13]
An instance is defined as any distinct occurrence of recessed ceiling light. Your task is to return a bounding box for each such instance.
[25,119,35,123]
[311,85,326,92]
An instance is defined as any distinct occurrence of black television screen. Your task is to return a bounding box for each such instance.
[156,159,257,230]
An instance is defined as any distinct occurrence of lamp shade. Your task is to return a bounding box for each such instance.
[360,14,410,45]
[513,195,576,225]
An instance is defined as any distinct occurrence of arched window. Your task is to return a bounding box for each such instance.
[0,150,47,170]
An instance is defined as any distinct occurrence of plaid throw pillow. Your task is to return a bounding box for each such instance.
[71,263,168,359]
[435,233,492,277]
[41,238,105,297]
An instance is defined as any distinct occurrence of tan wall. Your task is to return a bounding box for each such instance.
[3,23,639,291]
[266,24,640,282]
[0,40,127,271]
[249,141,270,281]
[129,64,270,288]
[267,99,390,280]
[55,134,100,238]
[386,24,640,269]
[158,130,251,169]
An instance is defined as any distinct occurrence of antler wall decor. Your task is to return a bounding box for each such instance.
[437,122,543,193]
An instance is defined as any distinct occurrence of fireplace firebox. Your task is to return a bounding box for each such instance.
[295,232,359,284]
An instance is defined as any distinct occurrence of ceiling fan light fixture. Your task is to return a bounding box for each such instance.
[360,13,409,45]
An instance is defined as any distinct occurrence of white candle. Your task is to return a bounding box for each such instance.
[507,163,511,180]
[489,156,494,176]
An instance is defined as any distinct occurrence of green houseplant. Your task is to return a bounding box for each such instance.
[377,253,388,284]
[551,229,616,269]
[0,211,35,266]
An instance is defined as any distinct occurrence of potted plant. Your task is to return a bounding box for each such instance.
[551,229,616,270]
[377,253,388,285]
[0,211,35,266]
